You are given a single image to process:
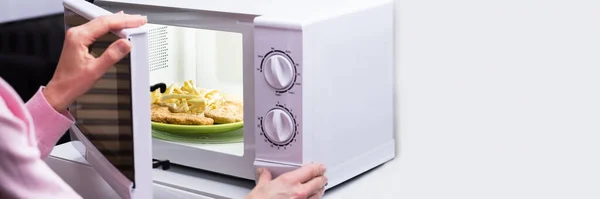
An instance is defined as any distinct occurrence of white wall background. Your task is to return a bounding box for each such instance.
[389,0,600,198]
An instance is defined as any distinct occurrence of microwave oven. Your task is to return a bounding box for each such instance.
[63,0,395,198]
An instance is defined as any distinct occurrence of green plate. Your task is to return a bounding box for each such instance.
[151,121,243,136]
[152,129,243,144]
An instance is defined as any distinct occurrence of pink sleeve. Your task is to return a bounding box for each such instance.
[25,87,75,159]
[0,82,81,198]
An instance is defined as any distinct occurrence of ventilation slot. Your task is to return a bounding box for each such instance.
[148,26,168,72]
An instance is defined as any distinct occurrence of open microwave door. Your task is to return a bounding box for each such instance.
[63,0,152,198]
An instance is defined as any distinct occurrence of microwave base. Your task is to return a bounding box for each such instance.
[153,137,395,191]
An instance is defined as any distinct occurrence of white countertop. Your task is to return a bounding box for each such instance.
[48,142,400,199]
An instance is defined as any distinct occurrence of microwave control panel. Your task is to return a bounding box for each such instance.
[254,25,304,166]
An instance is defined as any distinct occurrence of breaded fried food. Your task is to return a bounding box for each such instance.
[204,101,243,124]
[151,104,214,125]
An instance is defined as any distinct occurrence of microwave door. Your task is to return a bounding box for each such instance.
[63,0,152,199]
[90,0,259,181]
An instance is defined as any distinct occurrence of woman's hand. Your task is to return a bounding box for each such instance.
[44,12,147,112]
[246,163,328,199]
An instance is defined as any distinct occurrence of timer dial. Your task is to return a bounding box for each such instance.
[263,108,295,144]
[263,54,295,90]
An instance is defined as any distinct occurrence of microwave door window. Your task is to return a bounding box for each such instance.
[66,11,135,182]
[147,25,245,135]
[147,23,249,176]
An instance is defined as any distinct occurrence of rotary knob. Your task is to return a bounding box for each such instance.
[263,54,295,90]
[263,108,295,144]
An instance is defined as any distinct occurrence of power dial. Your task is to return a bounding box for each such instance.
[262,54,295,90]
[262,108,296,144]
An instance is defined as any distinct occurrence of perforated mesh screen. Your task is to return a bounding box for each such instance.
[148,26,168,72]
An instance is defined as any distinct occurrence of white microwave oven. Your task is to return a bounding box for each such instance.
[64,0,395,198]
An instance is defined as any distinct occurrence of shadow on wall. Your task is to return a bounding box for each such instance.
[0,14,70,145]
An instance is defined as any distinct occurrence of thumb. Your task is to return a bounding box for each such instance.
[95,38,131,72]
[255,168,272,186]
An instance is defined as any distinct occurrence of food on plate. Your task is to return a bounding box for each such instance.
[204,101,244,124]
[150,80,243,125]
[151,104,214,125]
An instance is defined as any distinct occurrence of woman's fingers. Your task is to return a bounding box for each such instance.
[78,13,147,45]
[245,164,327,199]
[255,168,273,187]
[95,38,131,72]
[306,185,326,199]
[285,163,326,183]
[301,176,327,198]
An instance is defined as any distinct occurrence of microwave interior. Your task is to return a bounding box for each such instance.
[145,24,246,154]
[66,8,251,184]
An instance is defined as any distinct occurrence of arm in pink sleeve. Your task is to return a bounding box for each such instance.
[25,87,75,159]
[0,80,81,198]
